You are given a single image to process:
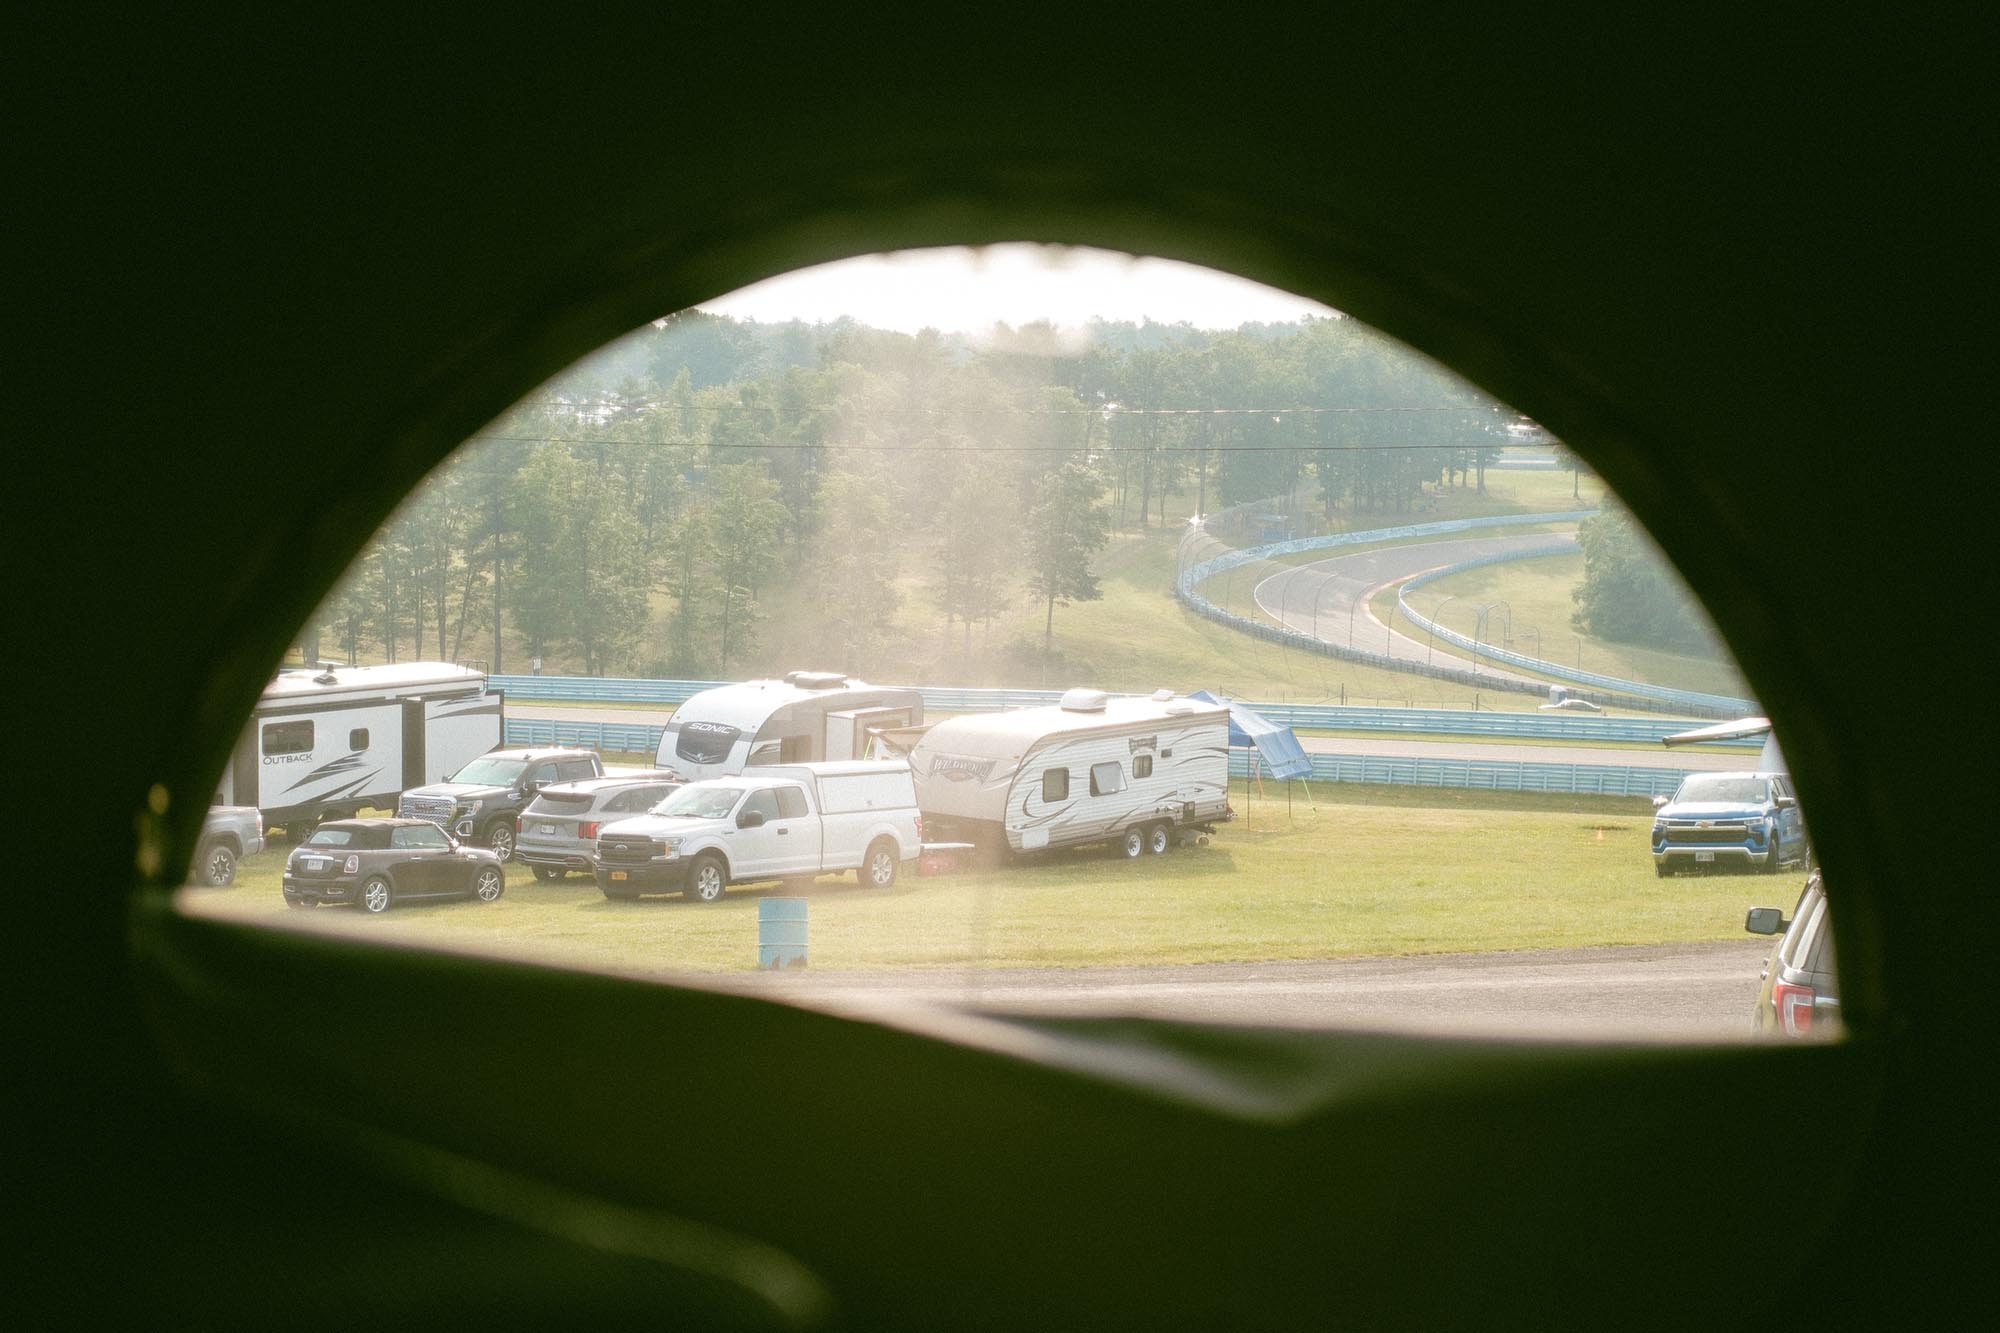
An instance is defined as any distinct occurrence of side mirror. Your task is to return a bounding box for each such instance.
[738,810,766,829]
[1774,795,1797,808]
[1651,795,1670,809]
[1744,907,1788,936]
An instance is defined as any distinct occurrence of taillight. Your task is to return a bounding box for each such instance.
[580,821,601,841]
[254,811,264,837]
[516,815,525,833]
[1773,978,1816,1036]
[343,854,360,875]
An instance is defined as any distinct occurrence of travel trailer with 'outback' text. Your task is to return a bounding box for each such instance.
[218,662,503,834]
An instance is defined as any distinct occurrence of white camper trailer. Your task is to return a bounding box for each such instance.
[218,662,503,833]
[909,689,1232,856]
[656,673,924,781]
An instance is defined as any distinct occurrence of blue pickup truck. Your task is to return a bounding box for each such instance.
[1651,770,1808,876]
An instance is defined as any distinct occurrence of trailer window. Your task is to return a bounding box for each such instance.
[1134,755,1153,778]
[1042,769,1069,802]
[262,721,312,756]
[348,728,368,751]
[1090,762,1126,796]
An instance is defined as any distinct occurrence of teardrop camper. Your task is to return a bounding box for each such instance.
[655,673,925,781]
[909,689,1232,855]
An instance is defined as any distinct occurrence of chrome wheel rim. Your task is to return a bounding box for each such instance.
[207,849,234,884]
[697,865,723,900]
[476,869,502,901]
[870,852,894,886]
[489,826,514,861]
[363,881,389,912]
[1124,831,1142,857]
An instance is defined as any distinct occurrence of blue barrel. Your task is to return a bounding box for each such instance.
[758,897,808,969]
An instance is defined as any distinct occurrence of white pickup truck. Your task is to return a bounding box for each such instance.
[590,761,922,903]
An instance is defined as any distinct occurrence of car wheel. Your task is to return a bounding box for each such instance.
[474,866,504,903]
[863,840,898,889]
[531,864,563,882]
[359,876,393,914]
[198,840,237,886]
[1146,823,1171,855]
[685,855,727,904]
[1762,837,1782,874]
[1654,863,1669,878]
[484,820,515,862]
[1120,828,1144,859]
[289,812,320,843]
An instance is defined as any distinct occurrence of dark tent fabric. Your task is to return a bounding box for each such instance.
[1189,691,1314,781]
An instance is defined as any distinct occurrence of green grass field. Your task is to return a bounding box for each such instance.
[179,782,1782,979]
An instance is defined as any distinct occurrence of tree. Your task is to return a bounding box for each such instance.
[808,472,901,670]
[1570,508,1712,652]
[704,461,791,673]
[1025,460,1110,654]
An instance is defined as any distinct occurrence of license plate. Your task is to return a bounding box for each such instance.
[540,824,556,834]
[611,871,628,881]
[1695,850,1715,863]
[303,857,330,870]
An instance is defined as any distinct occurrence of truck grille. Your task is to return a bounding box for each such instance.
[595,835,657,865]
[1664,822,1751,843]
[400,795,455,825]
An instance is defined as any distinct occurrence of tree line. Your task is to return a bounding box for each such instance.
[302,310,1527,680]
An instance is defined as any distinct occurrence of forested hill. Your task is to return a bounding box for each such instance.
[303,311,1534,683]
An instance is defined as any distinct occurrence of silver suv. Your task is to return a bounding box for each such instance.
[513,772,684,882]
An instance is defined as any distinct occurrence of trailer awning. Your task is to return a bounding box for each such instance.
[1188,691,1313,781]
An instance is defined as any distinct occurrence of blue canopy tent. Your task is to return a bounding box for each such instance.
[1189,691,1315,822]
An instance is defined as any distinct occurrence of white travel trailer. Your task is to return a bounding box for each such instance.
[908,689,1232,856]
[218,662,503,833]
[655,673,924,781]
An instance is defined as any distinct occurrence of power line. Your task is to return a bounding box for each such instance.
[459,434,1511,455]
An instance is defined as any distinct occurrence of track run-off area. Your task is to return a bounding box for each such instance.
[1252,530,1578,688]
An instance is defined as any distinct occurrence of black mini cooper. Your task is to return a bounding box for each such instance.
[282,817,506,914]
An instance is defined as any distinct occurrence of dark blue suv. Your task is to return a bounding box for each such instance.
[1650,770,1808,876]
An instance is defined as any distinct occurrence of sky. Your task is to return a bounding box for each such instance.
[697,243,1340,335]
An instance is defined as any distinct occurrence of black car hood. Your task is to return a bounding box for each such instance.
[405,782,513,802]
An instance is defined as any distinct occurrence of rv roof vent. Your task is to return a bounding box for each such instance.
[1165,701,1195,715]
[313,664,341,685]
[1151,688,1175,702]
[1059,688,1109,712]
[790,671,849,691]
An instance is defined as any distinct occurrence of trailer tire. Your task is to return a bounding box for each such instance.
[1146,823,1171,856]
[531,864,564,882]
[1120,827,1144,859]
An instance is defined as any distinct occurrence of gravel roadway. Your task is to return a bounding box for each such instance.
[698,939,1775,1042]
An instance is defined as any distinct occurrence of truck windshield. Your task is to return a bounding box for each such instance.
[1673,775,1770,803]
[652,786,744,820]
[449,758,529,786]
